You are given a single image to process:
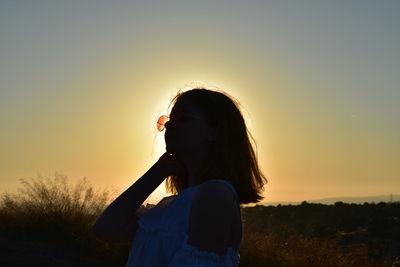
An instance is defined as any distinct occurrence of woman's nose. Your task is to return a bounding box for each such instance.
[164,120,173,129]
[165,117,181,130]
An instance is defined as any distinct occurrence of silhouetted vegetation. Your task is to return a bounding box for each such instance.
[239,201,400,267]
[0,171,128,266]
[0,172,399,266]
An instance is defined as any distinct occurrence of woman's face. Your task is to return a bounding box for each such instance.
[164,98,214,157]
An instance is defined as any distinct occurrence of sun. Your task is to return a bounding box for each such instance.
[149,80,223,161]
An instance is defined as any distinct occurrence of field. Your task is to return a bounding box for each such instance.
[0,172,399,266]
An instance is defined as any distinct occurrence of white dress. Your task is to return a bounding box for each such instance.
[125,179,243,266]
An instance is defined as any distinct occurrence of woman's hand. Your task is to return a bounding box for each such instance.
[154,152,187,177]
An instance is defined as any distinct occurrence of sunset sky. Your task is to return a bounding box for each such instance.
[1,1,399,206]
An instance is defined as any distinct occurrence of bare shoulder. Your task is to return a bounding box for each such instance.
[194,180,238,209]
[188,180,241,255]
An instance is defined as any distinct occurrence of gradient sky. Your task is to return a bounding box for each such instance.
[1,1,399,206]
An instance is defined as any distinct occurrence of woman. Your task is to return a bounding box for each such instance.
[92,87,268,266]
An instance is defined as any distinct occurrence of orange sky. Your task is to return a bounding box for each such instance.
[1,2,399,206]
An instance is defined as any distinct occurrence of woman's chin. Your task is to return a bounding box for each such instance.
[166,144,176,154]
[166,144,183,157]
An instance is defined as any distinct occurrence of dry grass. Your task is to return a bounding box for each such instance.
[0,171,128,266]
[0,172,398,266]
[239,230,395,267]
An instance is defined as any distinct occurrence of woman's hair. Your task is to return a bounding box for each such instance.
[164,87,268,205]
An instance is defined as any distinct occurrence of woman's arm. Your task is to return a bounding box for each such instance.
[91,164,166,242]
[91,152,186,243]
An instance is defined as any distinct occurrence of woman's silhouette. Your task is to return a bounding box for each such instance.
[92,87,268,266]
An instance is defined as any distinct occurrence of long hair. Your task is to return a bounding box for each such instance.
[164,87,268,205]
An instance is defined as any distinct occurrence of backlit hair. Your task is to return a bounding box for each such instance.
[164,87,268,205]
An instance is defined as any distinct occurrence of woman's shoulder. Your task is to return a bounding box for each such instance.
[188,180,242,253]
[198,179,238,199]
[190,180,239,225]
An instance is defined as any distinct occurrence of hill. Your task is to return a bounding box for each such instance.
[260,194,400,206]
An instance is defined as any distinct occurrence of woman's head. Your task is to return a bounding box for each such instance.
[164,96,215,158]
[163,87,268,204]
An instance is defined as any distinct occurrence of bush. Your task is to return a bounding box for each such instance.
[0,171,129,266]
